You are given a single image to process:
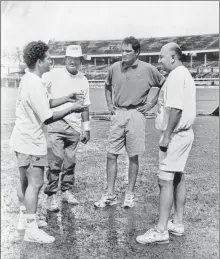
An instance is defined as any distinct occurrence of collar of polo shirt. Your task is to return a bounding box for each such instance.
[121,58,139,72]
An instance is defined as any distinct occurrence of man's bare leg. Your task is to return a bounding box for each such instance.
[157,178,174,232]
[17,166,29,230]
[128,155,139,193]
[25,166,44,214]
[106,153,118,195]
[24,166,55,243]
[17,166,28,207]
[173,173,186,225]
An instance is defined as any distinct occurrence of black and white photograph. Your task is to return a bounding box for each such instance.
[1,1,219,258]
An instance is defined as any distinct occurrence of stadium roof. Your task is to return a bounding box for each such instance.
[48,33,219,58]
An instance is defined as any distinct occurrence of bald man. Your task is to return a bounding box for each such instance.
[136,43,196,244]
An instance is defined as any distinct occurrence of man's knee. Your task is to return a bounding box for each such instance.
[31,177,44,190]
[128,155,138,162]
[28,167,44,189]
[47,141,64,171]
[48,157,63,171]
[63,154,76,171]
[107,152,118,161]
[158,170,174,186]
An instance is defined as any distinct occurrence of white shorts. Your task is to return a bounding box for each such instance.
[159,128,194,175]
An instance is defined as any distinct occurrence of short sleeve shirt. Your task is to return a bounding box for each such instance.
[42,68,91,133]
[105,60,165,107]
[9,72,53,155]
[155,66,196,132]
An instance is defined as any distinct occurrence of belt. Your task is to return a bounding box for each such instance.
[161,126,192,134]
[174,127,193,133]
[115,104,143,110]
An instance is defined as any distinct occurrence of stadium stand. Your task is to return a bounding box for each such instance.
[48,34,219,81]
[48,34,219,55]
[1,34,218,86]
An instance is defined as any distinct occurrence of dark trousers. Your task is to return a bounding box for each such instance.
[44,120,80,196]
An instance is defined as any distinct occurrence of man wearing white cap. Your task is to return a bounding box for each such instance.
[42,45,91,211]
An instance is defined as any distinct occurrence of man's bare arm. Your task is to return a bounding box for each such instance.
[49,96,69,108]
[81,108,90,144]
[105,83,115,115]
[44,103,88,125]
[163,108,182,139]
[81,107,89,122]
[136,87,161,114]
[147,87,161,109]
[159,108,182,151]
[49,93,84,108]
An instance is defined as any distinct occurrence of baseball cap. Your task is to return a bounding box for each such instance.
[65,45,83,57]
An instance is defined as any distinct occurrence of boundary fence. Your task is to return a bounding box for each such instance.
[88,78,219,88]
[1,77,219,88]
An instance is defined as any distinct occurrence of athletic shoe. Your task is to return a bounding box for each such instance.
[47,194,59,211]
[167,220,184,236]
[136,226,169,244]
[62,190,79,205]
[24,227,55,244]
[36,217,48,228]
[94,193,118,208]
[123,192,135,208]
[17,215,47,230]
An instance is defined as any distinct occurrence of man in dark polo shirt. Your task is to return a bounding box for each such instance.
[94,36,165,208]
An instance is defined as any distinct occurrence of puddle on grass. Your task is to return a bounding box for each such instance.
[19,199,173,259]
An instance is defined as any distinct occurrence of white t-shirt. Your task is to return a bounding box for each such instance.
[9,72,53,155]
[42,68,91,133]
[155,65,196,132]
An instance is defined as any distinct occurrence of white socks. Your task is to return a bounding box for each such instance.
[26,214,38,229]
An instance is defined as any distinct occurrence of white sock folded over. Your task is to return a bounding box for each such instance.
[26,214,38,229]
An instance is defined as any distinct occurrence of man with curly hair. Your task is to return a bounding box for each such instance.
[9,41,87,243]
[94,36,165,208]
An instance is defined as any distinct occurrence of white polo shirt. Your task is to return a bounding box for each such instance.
[9,72,53,155]
[42,67,91,133]
[155,65,196,132]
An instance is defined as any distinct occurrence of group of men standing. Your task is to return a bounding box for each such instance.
[9,36,196,245]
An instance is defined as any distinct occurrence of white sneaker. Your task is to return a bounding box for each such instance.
[24,227,55,244]
[123,192,135,208]
[62,190,79,205]
[94,193,118,208]
[17,215,47,230]
[47,194,59,211]
[136,226,169,245]
[36,217,48,228]
[167,220,184,236]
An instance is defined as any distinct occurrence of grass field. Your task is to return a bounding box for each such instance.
[1,116,219,259]
[1,86,219,259]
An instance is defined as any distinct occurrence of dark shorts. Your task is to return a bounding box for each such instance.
[15,152,48,168]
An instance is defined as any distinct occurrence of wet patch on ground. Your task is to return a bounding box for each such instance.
[1,117,219,259]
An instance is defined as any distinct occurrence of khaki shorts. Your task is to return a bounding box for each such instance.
[15,152,48,168]
[159,128,194,176]
[107,108,146,157]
